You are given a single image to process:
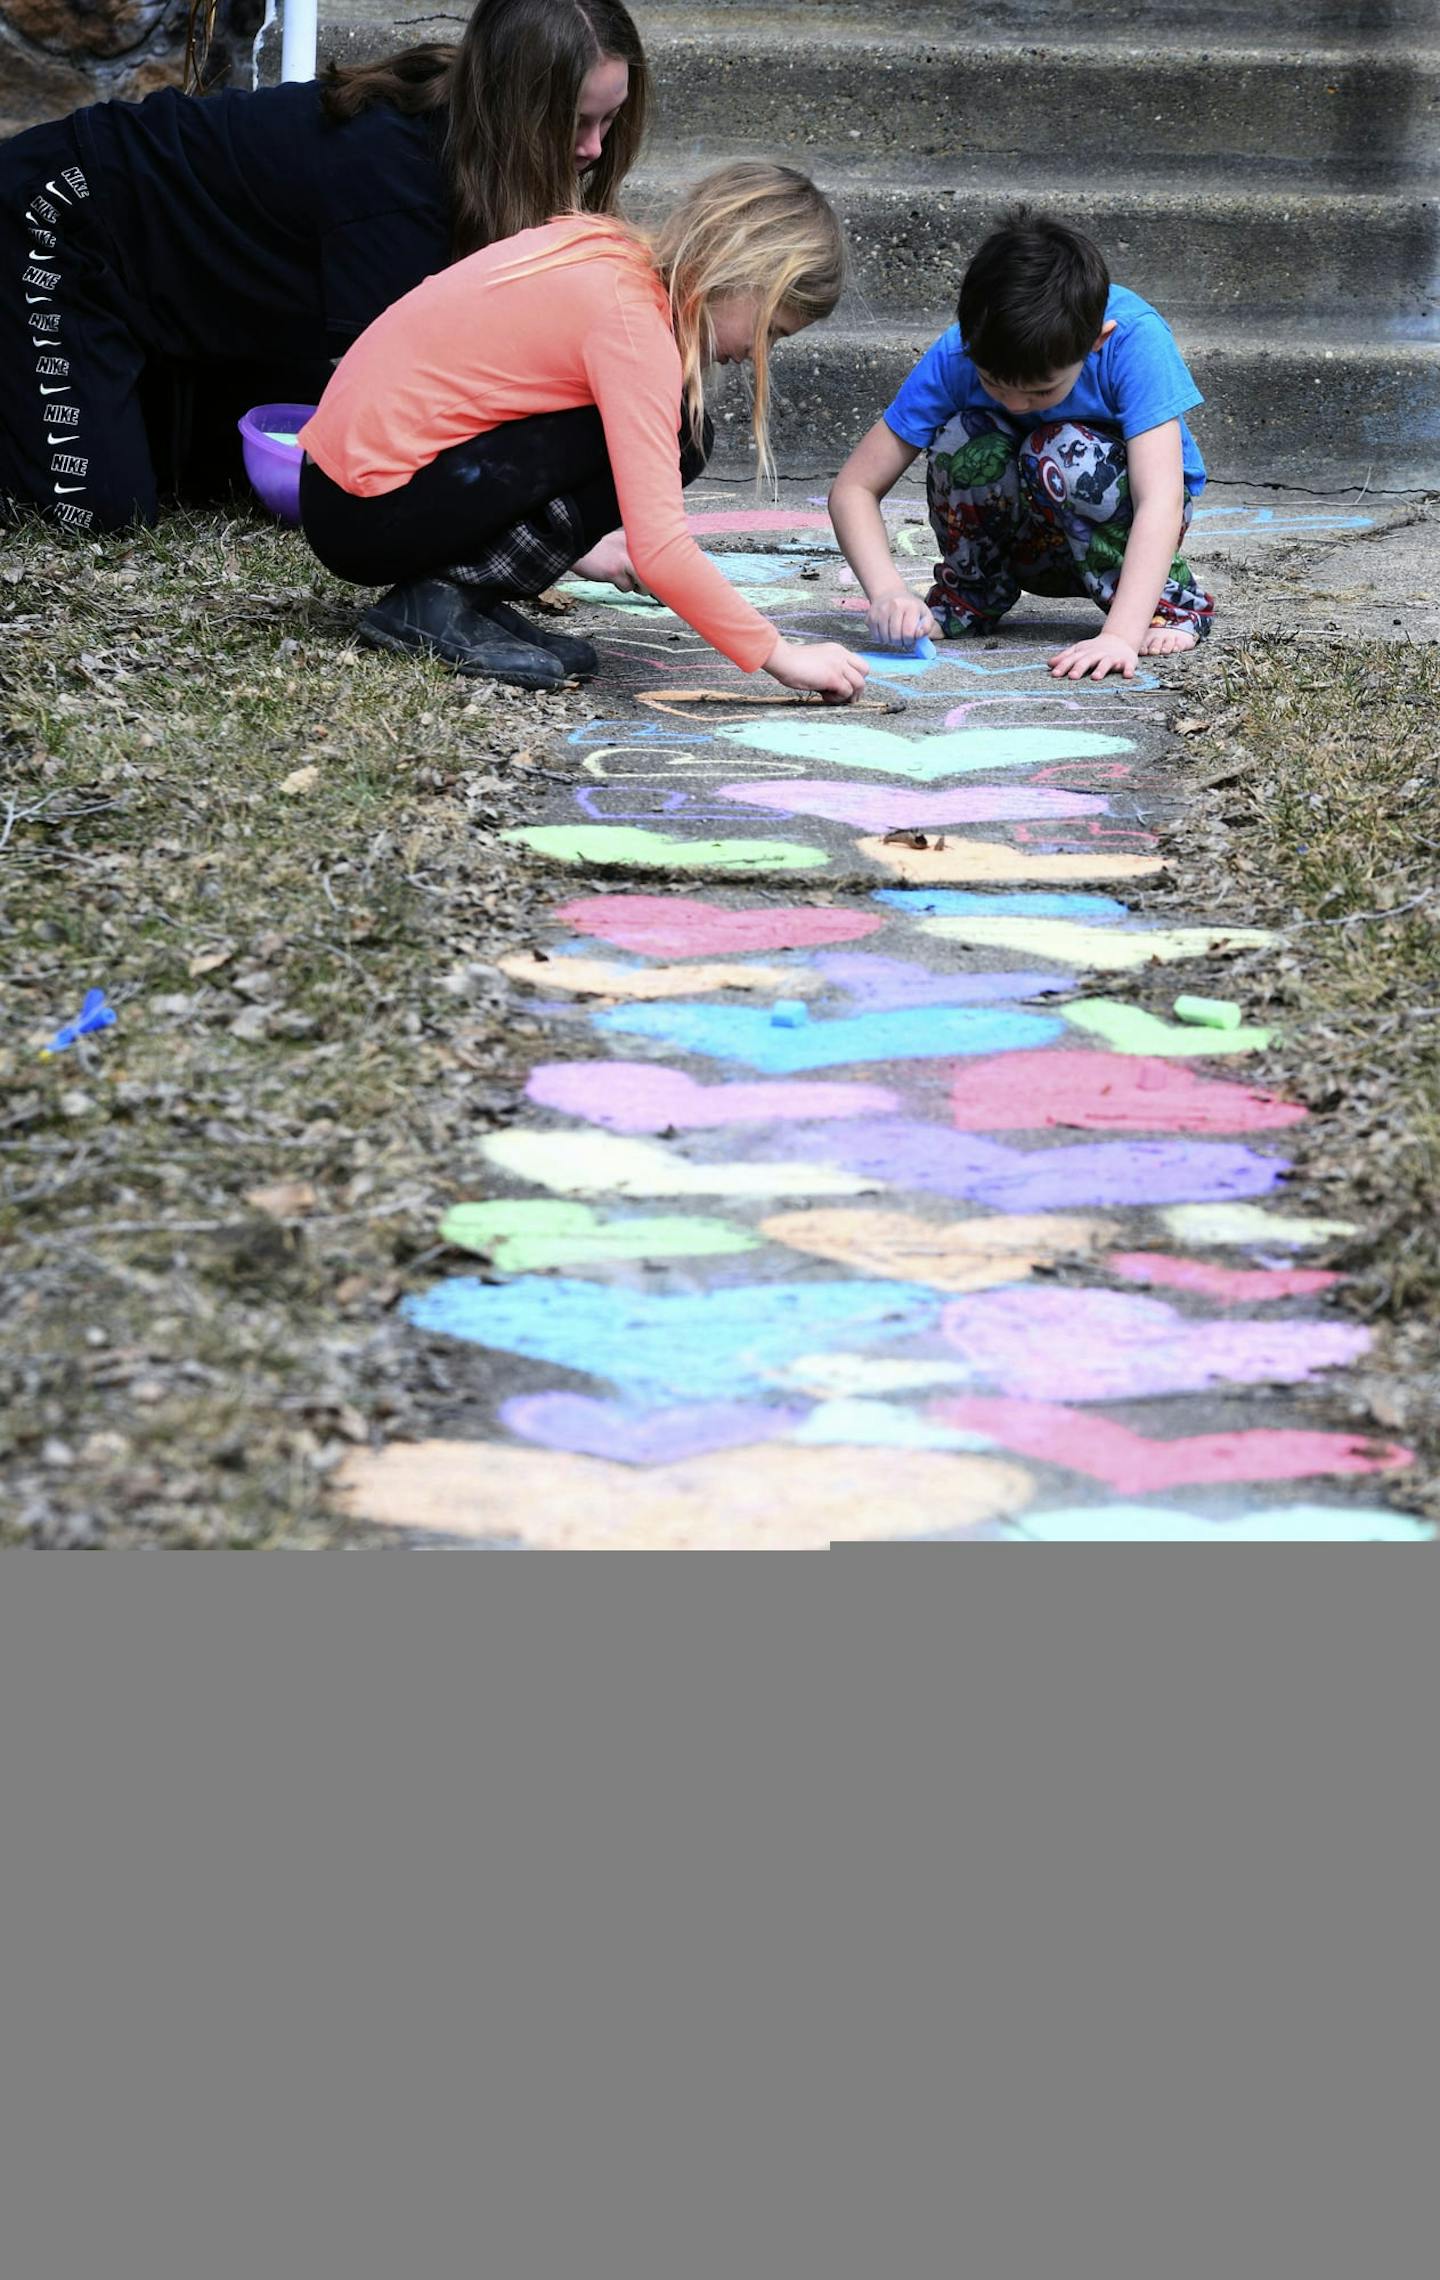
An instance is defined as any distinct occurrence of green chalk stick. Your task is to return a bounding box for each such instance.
[1173,994,1243,1030]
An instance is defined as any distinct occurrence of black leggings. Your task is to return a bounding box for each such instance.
[300,407,711,591]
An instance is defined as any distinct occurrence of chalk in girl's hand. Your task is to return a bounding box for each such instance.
[1173,994,1243,1031]
[771,1000,809,1028]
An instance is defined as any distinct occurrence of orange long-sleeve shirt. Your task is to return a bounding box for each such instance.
[299,216,778,673]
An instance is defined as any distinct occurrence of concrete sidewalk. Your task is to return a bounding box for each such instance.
[331,485,1434,1543]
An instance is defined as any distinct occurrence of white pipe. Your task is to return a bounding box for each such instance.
[252,0,277,90]
[280,0,319,83]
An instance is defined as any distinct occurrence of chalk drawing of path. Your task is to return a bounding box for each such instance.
[333,511,1425,1545]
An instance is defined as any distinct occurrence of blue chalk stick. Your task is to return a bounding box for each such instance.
[770,1000,810,1028]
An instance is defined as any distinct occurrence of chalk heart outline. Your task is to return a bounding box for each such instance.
[923,914,1275,972]
[715,718,1134,783]
[480,1129,882,1198]
[401,1276,942,1403]
[761,1206,1114,1293]
[555,894,884,959]
[499,952,824,1002]
[500,1392,804,1465]
[768,1120,1286,1210]
[932,1397,1412,1495]
[949,1049,1307,1135]
[439,1200,756,1273]
[503,825,827,874]
[589,1002,1065,1077]
[716,780,1108,829]
[332,1441,1037,1548]
[1007,1503,1431,1543]
[859,833,1162,887]
[525,1062,901,1134]
[939,1287,1370,1403]
[1064,999,1272,1056]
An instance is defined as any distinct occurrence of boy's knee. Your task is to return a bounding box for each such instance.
[1021,423,1125,510]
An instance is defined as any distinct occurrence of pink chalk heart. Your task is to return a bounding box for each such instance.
[939,1287,1370,1403]
[501,1392,806,1465]
[685,509,831,533]
[950,1050,1307,1135]
[929,1397,1412,1493]
[1107,1254,1341,1303]
[716,781,1107,831]
[555,894,885,959]
[527,1061,899,1133]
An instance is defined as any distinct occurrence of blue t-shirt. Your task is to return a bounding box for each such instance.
[885,284,1207,495]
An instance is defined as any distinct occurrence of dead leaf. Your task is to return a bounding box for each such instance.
[533,588,575,615]
[1172,716,1212,737]
[882,828,930,849]
[188,945,235,978]
[243,1179,319,1219]
[279,763,320,795]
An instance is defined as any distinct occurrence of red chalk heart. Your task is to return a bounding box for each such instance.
[930,1396,1411,1493]
[950,1050,1306,1135]
[556,894,885,959]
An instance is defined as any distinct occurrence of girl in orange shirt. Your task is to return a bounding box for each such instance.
[300,163,869,699]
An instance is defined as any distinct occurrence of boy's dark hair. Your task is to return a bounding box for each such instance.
[957,208,1110,385]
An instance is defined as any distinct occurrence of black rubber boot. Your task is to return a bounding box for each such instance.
[357,578,566,690]
[476,596,600,679]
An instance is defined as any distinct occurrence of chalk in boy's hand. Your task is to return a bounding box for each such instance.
[865,589,941,650]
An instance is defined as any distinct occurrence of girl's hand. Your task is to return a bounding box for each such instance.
[1048,631,1140,681]
[571,529,648,592]
[765,637,870,704]
[866,589,940,648]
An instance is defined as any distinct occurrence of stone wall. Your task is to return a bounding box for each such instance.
[0,0,264,135]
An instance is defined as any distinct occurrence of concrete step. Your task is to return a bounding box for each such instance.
[713,320,1440,488]
[641,0,1440,33]
[301,16,1440,181]
[638,21,1440,182]
[629,166,1440,334]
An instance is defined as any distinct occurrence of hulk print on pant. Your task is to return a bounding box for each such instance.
[926,417,1215,640]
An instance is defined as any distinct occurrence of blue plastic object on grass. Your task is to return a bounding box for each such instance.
[43,988,116,1055]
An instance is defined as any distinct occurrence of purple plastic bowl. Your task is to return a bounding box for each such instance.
[238,402,317,526]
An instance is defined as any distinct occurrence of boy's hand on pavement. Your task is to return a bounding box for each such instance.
[1048,631,1140,681]
[865,590,940,648]
[765,637,870,703]
[571,530,648,592]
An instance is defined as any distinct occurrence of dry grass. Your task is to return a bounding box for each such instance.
[1,511,579,1542]
[1161,635,1440,1513]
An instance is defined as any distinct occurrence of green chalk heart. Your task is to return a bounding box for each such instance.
[503,825,827,873]
[440,1199,758,1273]
[1064,999,1271,1056]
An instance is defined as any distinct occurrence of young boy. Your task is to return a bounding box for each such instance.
[829,208,1214,681]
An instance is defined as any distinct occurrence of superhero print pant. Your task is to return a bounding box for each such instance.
[924,418,1214,639]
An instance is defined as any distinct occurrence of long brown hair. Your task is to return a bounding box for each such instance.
[319,0,648,256]
[647,165,847,487]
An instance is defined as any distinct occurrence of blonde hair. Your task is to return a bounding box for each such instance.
[646,163,846,486]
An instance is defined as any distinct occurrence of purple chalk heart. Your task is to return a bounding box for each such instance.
[939,1287,1371,1403]
[716,779,1109,831]
[526,1061,899,1133]
[770,1119,1289,1209]
[501,1392,808,1465]
[811,954,1075,1012]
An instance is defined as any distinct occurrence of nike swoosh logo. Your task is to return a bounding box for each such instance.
[53,483,86,495]
[25,294,52,305]
[45,431,78,445]
[44,181,74,204]
[39,384,70,395]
